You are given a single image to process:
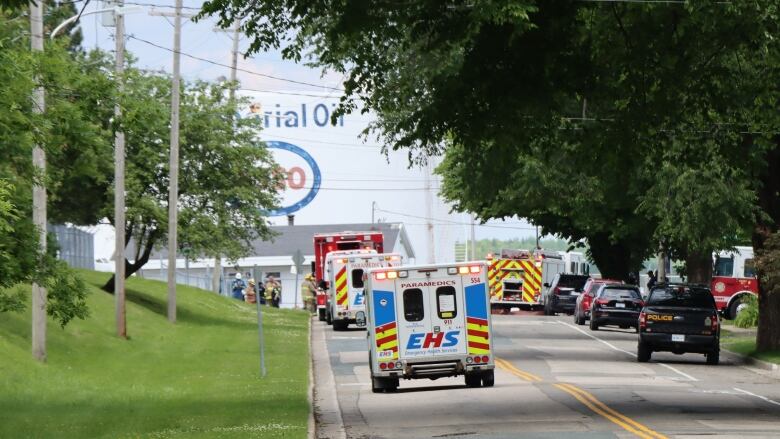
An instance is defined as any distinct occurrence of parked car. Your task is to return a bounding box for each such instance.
[589,284,644,331]
[543,274,590,315]
[637,283,720,365]
[574,278,623,325]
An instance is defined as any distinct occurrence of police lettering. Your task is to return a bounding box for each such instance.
[647,314,673,321]
[400,280,456,289]
[406,331,460,349]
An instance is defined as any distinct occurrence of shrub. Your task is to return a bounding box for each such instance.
[734,294,759,328]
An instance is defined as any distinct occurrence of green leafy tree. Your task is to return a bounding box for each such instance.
[101,68,281,292]
[198,0,778,350]
[0,15,91,326]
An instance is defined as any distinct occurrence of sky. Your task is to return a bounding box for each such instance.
[75,0,540,263]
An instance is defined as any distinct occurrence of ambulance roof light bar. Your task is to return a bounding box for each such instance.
[374,270,408,280]
[447,265,482,275]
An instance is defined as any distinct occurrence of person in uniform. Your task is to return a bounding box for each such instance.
[302,274,318,314]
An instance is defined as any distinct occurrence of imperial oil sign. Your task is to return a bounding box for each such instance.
[239,91,458,263]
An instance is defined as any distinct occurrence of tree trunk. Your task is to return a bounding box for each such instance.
[587,233,633,282]
[102,231,159,293]
[753,142,780,352]
[685,250,713,284]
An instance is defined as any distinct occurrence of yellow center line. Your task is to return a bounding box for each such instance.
[495,357,667,439]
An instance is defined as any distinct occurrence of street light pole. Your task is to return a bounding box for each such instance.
[167,0,183,323]
[114,2,127,338]
[30,0,47,362]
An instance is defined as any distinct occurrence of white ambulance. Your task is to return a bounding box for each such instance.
[325,250,403,331]
[364,262,494,393]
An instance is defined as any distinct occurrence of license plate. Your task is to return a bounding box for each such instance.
[615,303,625,308]
[672,334,685,342]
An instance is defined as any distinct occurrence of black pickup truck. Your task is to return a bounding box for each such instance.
[638,283,720,365]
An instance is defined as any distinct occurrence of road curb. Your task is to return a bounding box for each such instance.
[308,315,314,439]
[723,348,780,379]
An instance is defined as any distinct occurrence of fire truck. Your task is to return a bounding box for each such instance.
[313,231,385,321]
[364,261,494,392]
[324,251,402,330]
[712,246,757,319]
[487,249,565,311]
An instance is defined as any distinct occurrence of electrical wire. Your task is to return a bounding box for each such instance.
[375,208,538,231]
[127,34,345,91]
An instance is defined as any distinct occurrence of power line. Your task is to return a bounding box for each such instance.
[122,1,203,10]
[127,34,345,91]
[375,208,538,231]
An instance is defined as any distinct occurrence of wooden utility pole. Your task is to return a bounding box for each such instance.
[114,3,127,338]
[166,0,183,323]
[212,19,241,295]
[30,0,47,362]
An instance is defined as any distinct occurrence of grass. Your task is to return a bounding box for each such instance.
[721,329,780,365]
[0,270,311,439]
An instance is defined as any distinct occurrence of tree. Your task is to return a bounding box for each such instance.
[100,67,281,293]
[0,15,91,327]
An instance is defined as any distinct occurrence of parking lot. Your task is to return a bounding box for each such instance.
[313,313,780,439]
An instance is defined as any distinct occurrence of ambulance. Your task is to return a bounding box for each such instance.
[364,262,494,393]
[325,250,403,330]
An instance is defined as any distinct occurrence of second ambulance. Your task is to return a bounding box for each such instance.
[325,250,403,330]
[364,262,494,393]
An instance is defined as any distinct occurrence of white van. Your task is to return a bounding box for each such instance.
[325,250,402,330]
[364,262,494,393]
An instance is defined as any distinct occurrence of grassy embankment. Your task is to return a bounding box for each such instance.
[0,270,310,438]
[721,323,780,365]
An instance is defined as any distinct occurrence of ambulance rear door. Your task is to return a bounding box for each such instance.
[347,255,384,313]
[396,271,467,360]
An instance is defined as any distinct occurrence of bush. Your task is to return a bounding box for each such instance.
[734,294,759,328]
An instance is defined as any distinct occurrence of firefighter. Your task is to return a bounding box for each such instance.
[302,274,317,314]
[244,278,257,304]
[264,275,281,308]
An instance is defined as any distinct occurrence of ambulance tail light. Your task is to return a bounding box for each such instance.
[398,270,408,278]
[458,266,469,275]
[379,362,387,370]
[481,355,489,363]
[474,356,482,364]
[339,258,348,263]
[387,271,398,279]
[466,356,474,364]
[448,267,458,275]
[395,361,402,369]
[375,272,387,280]
[469,266,481,273]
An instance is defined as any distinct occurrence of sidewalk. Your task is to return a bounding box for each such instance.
[721,324,780,379]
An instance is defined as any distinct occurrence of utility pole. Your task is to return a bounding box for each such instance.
[212,19,241,295]
[371,201,376,224]
[425,161,435,263]
[30,0,47,362]
[166,0,183,323]
[114,2,127,338]
[469,213,476,261]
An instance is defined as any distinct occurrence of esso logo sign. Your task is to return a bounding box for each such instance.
[265,141,321,216]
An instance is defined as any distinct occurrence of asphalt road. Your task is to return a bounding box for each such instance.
[312,313,780,439]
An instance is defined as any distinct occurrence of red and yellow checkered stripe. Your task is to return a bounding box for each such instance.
[467,317,490,354]
[335,266,348,306]
[375,321,399,359]
[519,260,542,304]
[488,259,522,301]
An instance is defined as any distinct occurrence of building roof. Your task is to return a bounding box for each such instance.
[254,222,414,258]
[147,222,415,260]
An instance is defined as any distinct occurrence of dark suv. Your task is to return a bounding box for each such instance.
[590,284,644,331]
[543,274,589,315]
[638,283,720,365]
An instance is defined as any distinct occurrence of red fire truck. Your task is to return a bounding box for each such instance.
[711,246,758,320]
[313,231,385,321]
